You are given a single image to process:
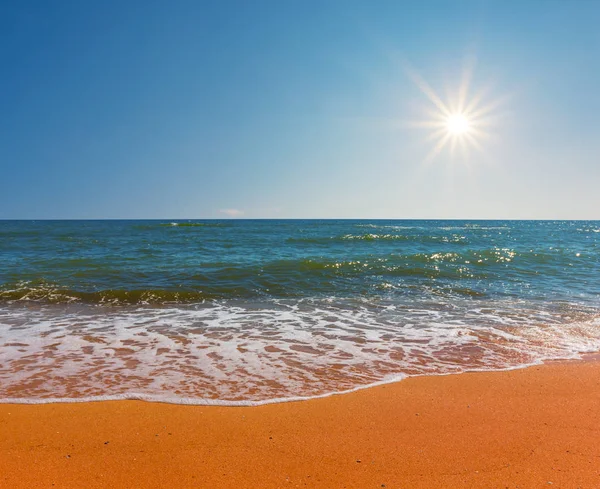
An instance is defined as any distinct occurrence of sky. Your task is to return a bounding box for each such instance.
[1,0,599,219]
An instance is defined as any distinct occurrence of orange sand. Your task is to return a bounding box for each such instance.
[1,360,599,488]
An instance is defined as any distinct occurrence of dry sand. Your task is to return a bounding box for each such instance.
[1,359,599,488]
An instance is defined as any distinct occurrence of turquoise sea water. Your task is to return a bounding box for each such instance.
[1,220,599,404]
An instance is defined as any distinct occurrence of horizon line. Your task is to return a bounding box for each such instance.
[1,218,599,222]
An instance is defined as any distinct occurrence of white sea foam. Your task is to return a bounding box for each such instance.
[1,299,599,405]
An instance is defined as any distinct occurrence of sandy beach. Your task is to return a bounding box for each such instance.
[1,359,599,489]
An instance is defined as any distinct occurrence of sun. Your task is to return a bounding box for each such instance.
[406,60,506,163]
[446,114,470,135]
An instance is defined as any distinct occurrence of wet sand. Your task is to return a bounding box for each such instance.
[1,359,599,488]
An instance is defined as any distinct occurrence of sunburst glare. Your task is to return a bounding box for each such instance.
[407,60,506,164]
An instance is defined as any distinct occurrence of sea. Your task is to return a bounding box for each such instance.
[1,220,599,405]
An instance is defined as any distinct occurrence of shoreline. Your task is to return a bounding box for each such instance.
[1,352,598,407]
[2,358,600,488]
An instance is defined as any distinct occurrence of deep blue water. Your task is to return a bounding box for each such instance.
[1,220,599,404]
[1,219,599,304]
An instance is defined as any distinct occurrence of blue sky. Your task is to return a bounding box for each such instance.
[1,0,599,219]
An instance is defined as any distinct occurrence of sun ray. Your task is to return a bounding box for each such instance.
[406,67,452,117]
[457,55,476,113]
[424,132,452,165]
[464,132,485,153]
[424,127,451,143]
[407,120,446,129]
[468,95,510,120]
[462,85,491,116]
[450,132,460,156]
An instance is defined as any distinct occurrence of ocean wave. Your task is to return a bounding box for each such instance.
[1,246,590,305]
[288,233,470,244]
[1,301,598,404]
[0,283,215,304]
